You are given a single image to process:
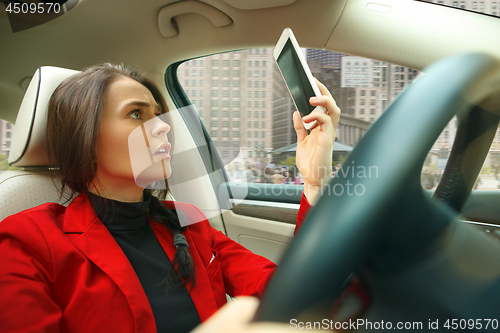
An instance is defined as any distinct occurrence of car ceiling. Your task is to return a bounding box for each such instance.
[1,0,500,124]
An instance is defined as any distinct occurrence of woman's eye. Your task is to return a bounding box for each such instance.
[130,110,141,119]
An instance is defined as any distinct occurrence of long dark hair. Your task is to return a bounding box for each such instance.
[46,63,195,288]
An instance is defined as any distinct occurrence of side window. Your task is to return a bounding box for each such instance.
[0,119,18,171]
[177,50,500,191]
[178,51,275,185]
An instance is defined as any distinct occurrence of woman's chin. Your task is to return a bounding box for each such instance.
[134,160,172,188]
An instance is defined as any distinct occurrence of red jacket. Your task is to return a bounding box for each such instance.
[0,192,311,333]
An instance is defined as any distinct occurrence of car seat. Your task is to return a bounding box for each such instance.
[0,66,79,221]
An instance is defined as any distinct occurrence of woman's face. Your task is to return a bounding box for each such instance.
[94,76,172,193]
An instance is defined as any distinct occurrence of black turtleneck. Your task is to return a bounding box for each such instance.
[86,191,201,333]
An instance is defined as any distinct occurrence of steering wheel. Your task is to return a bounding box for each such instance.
[254,53,500,325]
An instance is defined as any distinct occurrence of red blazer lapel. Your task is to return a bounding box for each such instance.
[184,228,221,322]
[63,192,157,333]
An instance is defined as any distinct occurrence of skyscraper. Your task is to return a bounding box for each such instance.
[178,49,280,166]
[0,120,14,158]
[306,49,343,69]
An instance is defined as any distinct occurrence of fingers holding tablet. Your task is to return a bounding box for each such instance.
[274,28,327,130]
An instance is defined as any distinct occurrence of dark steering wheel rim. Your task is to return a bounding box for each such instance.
[254,53,500,323]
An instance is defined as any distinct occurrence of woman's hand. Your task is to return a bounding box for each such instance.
[191,297,327,333]
[294,79,341,205]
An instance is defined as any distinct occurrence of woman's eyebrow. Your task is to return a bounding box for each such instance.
[123,100,161,112]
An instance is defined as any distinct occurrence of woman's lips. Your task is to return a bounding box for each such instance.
[153,142,171,160]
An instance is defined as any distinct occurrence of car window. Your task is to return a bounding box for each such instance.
[0,120,19,171]
[176,49,500,194]
[417,2,500,190]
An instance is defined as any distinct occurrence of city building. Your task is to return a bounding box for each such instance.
[341,56,374,88]
[271,64,297,164]
[416,0,500,164]
[309,58,370,146]
[422,0,499,15]
[306,49,343,68]
[178,49,275,167]
[0,119,14,158]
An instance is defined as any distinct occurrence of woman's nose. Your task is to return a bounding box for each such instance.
[151,117,170,137]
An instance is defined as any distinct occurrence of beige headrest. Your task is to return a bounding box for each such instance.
[9,66,80,167]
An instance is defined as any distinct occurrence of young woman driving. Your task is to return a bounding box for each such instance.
[0,63,340,333]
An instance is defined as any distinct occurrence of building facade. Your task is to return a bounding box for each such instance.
[306,49,343,68]
[0,120,14,158]
[178,49,277,167]
[423,0,499,15]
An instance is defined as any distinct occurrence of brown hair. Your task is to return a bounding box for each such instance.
[46,63,195,288]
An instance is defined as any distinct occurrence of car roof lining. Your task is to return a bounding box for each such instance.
[1,0,500,122]
[329,0,500,70]
[0,0,344,122]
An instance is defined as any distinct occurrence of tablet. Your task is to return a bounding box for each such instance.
[273,28,326,130]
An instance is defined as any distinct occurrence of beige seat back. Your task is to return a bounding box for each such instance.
[0,66,79,221]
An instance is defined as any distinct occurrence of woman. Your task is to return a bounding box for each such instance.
[260,166,275,184]
[289,166,302,185]
[0,64,340,333]
[272,169,285,184]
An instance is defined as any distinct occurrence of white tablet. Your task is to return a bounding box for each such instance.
[273,28,326,130]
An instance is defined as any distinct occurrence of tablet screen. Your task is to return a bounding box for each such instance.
[277,39,316,117]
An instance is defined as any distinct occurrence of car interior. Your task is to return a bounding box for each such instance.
[2,0,500,329]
